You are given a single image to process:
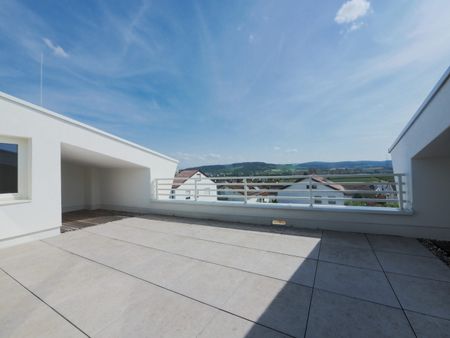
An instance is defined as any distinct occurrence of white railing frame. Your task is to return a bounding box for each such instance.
[155,173,408,210]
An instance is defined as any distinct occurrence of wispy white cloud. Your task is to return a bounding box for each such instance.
[335,0,370,24]
[43,38,69,58]
[349,21,364,31]
[273,146,298,153]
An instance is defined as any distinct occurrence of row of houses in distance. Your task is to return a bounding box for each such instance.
[168,169,395,205]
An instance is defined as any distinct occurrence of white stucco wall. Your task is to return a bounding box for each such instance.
[61,161,88,212]
[389,67,450,239]
[0,92,178,247]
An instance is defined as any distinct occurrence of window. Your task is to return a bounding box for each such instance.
[306,184,317,189]
[314,196,322,204]
[328,197,336,205]
[0,143,18,194]
[0,136,29,201]
[185,189,191,200]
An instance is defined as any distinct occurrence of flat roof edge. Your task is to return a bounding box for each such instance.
[0,92,179,163]
[389,66,450,153]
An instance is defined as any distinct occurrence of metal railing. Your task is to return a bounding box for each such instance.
[155,173,409,211]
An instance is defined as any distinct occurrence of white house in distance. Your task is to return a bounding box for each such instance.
[277,176,345,205]
[170,169,217,201]
[0,92,178,247]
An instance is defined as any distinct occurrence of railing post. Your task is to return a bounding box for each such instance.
[398,175,404,211]
[155,179,159,200]
[308,176,313,207]
[194,179,198,202]
[243,178,248,204]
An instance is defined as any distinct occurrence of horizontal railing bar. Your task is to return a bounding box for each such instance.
[158,193,404,203]
[157,182,403,188]
[158,173,404,180]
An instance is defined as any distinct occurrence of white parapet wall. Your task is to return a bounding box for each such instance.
[114,199,450,239]
[0,92,178,247]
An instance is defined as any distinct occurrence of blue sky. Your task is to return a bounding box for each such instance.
[1,0,450,168]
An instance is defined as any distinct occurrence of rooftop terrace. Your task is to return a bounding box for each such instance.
[1,215,450,337]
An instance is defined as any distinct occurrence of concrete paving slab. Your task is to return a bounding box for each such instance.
[168,260,249,307]
[315,261,399,307]
[377,251,450,282]
[405,310,450,338]
[48,271,156,336]
[94,285,218,338]
[1,241,168,336]
[120,218,321,258]
[388,273,450,319]
[235,233,320,258]
[104,225,316,286]
[197,311,291,338]
[319,241,381,270]
[0,241,109,303]
[367,234,434,257]
[253,251,317,287]
[44,230,139,268]
[0,271,85,338]
[223,274,312,337]
[306,289,415,338]
[322,230,372,249]
[175,238,267,272]
[2,216,446,338]
[89,222,317,285]
[47,231,198,290]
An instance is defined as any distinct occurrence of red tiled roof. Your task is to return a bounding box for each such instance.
[172,169,208,189]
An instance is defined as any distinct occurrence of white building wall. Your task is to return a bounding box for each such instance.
[61,161,88,212]
[277,181,345,205]
[389,67,450,238]
[172,173,217,202]
[0,92,178,247]
[100,167,153,209]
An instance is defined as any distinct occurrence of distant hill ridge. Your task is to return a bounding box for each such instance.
[184,160,393,176]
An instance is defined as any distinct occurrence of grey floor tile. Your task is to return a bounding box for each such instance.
[186,240,266,271]
[0,271,85,338]
[254,251,317,287]
[235,233,321,258]
[49,273,155,336]
[367,234,433,257]
[50,230,199,290]
[306,289,415,338]
[388,273,450,319]
[198,312,291,338]
[122,218,321,259]
[406,311,450,338]
[322,230,372,249]
[319,241,381,270]
[168,260,249,307]
[94,284,218,338]
[223,274,312,337]
[315,261,399,307]
[377,251,450,282]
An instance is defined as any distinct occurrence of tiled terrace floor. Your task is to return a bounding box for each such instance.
[1,215,450,337]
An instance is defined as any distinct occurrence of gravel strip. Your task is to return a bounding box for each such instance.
[419,238,450,267]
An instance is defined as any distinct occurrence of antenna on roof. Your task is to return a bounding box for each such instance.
[40,52,43,106]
